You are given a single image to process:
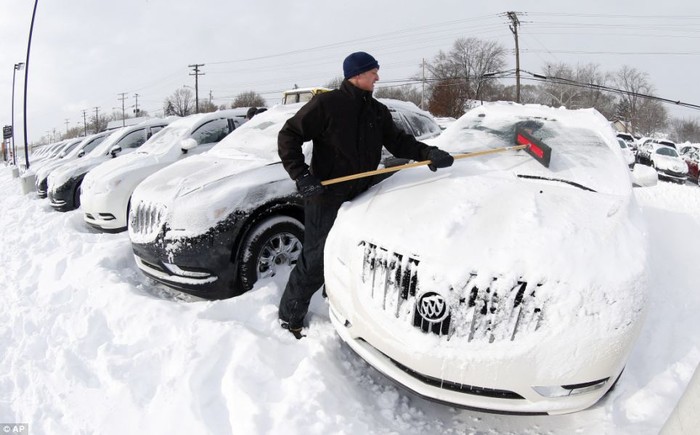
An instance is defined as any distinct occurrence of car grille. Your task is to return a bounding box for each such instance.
[130,201,167,240]
[360,241,543,342]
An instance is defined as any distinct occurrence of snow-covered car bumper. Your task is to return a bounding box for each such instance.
[81,191,128,232]
[655,167,687,183]
[48,178,79,211]
[327,277,640,415]
[35,176,48,198]
[128,198,247,299]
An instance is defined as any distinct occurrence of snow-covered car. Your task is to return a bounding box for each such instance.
[680,147,700,184]
[20,137,84,184]
[35,131,111,198]
[128,99,442,299]
[47,118,173,211]
[649,144,688,184]
[616,132,637,151]
[636,138,676,165]
[81,109,248,232]
[617,137,635,168]
[324,102,649,415]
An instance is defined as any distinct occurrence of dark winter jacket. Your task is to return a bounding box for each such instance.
[278,80,434,196]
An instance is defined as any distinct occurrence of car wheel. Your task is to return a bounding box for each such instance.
[239,215,304,292]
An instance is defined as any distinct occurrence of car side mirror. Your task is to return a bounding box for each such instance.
[110,145,122,157]
[180,138,197,154]
[78,150,85,157]
[631,164,658,187]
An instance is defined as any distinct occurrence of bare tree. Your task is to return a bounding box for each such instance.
[635,98,668,137]
[614,66,655,135]
[231,91,266,108]
[164,88,195,117]
[535,62,616,118]
[425,37,507,116]
[197,99,218,113]
[670,118,700,143]
[324,76,344,90]
[374,84,422,106]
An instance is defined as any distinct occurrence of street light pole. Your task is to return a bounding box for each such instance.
[11,62,25,166]
[22,0,39,170]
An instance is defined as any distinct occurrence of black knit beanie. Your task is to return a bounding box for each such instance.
[343,52,379,79]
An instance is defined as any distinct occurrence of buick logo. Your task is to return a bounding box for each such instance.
[416,292,449,323]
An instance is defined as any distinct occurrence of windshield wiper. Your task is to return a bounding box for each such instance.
[517,174,597,192]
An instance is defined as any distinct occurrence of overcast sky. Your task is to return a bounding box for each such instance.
[2,0,700,145]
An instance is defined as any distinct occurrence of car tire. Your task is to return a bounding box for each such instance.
[238,215,304,292]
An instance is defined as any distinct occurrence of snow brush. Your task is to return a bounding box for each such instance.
[320,126,552,186]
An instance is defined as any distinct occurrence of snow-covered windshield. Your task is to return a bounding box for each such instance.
[207,103,303,162]
[138,125,189,155]
[431,103,630,196]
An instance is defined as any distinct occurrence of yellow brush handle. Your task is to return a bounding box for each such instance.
[320,144,526,186]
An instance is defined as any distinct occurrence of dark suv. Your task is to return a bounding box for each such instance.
[128,100,442,299]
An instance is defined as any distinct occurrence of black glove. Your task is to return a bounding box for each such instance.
[426,147,454,172]
[295,171,324,198]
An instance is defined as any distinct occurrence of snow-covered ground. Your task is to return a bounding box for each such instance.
[1,164,699,434]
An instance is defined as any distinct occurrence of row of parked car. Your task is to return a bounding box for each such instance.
[25,97,656,415]
[616,132,699,185]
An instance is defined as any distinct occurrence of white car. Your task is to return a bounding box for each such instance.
[617,138,635,168]
[35,131,112,198]
[324,102,649,415]
[649,144,688,184]
[81,109,248,232]
[47,118,173,211]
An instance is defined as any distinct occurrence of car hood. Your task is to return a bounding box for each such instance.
[325,156,649,353]
[330,165,647,290]
[36,156,79,181]
[654,155,687,172]
[82,152,162,192]
[48,155,112,188]
[130,154,295,241]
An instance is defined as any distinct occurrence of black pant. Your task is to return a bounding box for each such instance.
[278,191,349,328]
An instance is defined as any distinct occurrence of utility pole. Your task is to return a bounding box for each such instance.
[507,11,521,103]
[93,106,100,133]
[81,110,88,136]
[133,93,140,116]
[118,92,127,126]
[64,118,70,135]
[421,58,426,110]
[188,63,205,113]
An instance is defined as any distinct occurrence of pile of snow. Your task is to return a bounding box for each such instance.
[1,164,699,434]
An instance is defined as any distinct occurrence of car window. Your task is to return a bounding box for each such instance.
[618,139,627,149]
[656,147,679,157]
[81,135,107,155]
[390,112,413,135]
[117,129,147,150]
[191,118,230,145]
[402,111,441,138]
[149,125,165,138]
